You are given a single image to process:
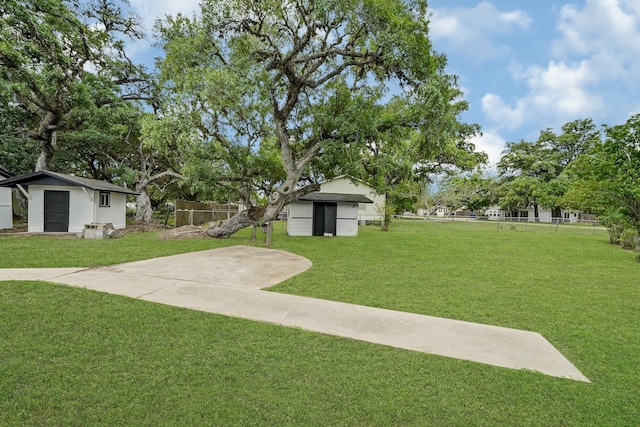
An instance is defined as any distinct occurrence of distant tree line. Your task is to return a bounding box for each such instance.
[1,0,486,235]
[429,117,640,260]
[2,0,638,261]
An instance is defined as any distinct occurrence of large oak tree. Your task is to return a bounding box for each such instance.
[497,119,599,221]
[563,115,640,259]
[156,0,483,237]
[0,0,152,172]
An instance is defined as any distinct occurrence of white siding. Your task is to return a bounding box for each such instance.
[27,186,45,232]
[436,206,450,217]
[95,191,128,229]
[337,202,357,219]
[29,185,93,232]
[486,206,505,220]
[27,185,128,232]
[538,210,552,223]
[287,201,313,236]
[562,210,581,223]
[0,176,12,229]
[320,177,384,221]
[288,201,360,236]
[336,202,358,236]
[520,208,552,223]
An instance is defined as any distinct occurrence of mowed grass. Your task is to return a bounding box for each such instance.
[1,220,639,425]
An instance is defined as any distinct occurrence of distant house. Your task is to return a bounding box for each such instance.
[0,171,137,233]
[315,176,385,223]
[562,210,584,223]
[516,206,552,222]
[287,176,380,237]
[435,205,450,217]
[487,205,552,222]
[0,166,12,229]
[485,206,505,220]
[487,205,588,223]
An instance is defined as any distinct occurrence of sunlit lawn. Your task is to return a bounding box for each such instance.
[1,220,638,425]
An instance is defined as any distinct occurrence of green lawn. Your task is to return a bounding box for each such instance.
[1,221,638,425]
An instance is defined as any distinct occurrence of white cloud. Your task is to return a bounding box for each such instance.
[130,0,201,33]
[553,0,640,57]
[470,129,506,169]
[481,0,640,132]
[481,93,527,129]
[430,1,532,61]
[499,10,532,27]
[624,0,640,17]
[482,60,603,129]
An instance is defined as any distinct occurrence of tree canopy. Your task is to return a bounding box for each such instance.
[562,115,640,257]
[155,0,485,236]
[0,0,152,172]
[497,119,599,221]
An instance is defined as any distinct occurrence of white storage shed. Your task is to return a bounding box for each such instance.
[319,176,385,222]
[287,192,373,236]
[0,171,137,233]
[0,166,12,229]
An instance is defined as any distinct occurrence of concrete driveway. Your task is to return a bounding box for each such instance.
[0,245,589,382]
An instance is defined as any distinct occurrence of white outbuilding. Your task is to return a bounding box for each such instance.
[286,176,383,236]
[0,166,12,229]
[318,175,385,223]
[0,171,137,233]
[287,192,374,237]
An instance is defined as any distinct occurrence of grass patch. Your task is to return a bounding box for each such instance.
[1,219,639,425]
[0,229,251,268]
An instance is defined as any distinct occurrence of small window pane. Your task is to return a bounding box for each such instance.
[99,191,110,207]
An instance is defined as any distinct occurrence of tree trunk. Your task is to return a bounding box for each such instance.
[12,189,28,219]
[135,189,153,223]
[206,183,320,238]
[381,199,392,231]
[381,210,392,231]
[134,171,184,224]
[533,203,540,223]
[35,129,57,172]
[206,206,265,238]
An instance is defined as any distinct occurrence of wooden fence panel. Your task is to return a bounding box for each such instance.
[174,200,238,227]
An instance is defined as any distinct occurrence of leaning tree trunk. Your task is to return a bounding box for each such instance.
[206,182,320,238]
[205,206,266,238]
[135,189,153,223]
[134,170,184,224]
[205,95,322,239]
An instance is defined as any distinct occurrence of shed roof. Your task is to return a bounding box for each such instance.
[0,170,138,195]
[0,166,11,179]
[297,192,373,204]
[320,174,374,188]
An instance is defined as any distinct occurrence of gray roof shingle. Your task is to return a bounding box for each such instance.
[297,192,373,203]
[0,170,138,195]
[0,166,11,179]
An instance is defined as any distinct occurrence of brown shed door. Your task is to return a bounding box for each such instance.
[44,190,70,232]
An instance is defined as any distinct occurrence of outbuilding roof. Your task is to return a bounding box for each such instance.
[0,170,138,195]
[0,166,11,179]
[297,192,374,204]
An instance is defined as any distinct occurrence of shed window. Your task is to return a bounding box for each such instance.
[99,191,111,207]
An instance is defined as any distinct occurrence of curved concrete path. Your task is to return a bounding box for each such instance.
[0,245,588,382]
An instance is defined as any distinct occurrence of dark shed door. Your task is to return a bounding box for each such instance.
[44,190,70,232]
[313,202,337,236]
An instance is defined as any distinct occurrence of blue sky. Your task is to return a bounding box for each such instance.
[127,0,640,167]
